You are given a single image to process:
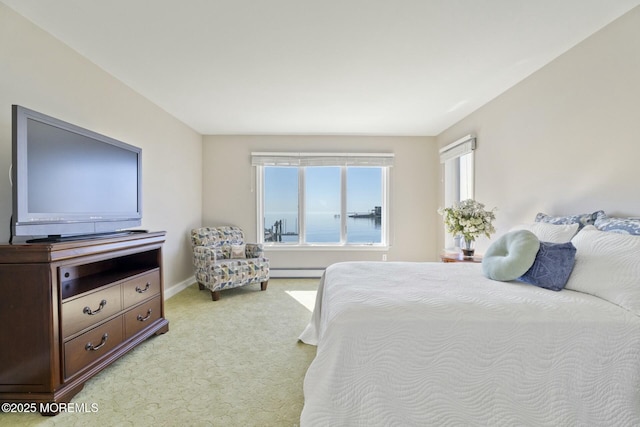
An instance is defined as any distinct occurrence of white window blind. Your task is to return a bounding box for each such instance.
[251,152,395,167]
[439,135,476,163]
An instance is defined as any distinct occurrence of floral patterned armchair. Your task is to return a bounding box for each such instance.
[190,226,269,301]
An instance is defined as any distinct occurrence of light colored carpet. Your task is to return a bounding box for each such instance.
[2,279,319,427]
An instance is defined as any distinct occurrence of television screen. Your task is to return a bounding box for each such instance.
[12,105,142,241]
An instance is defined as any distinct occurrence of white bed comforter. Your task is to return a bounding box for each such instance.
[299,261,640,427]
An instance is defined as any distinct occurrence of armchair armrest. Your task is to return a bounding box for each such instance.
[245,243,264,258]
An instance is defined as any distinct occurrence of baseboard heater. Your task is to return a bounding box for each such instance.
[270,268,325,278]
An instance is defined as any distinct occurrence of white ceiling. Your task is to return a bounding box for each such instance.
[2,0,639,136]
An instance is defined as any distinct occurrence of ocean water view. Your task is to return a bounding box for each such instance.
[265,211,381,244]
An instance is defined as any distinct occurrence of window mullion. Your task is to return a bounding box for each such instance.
[381,167,388,246]
[340,166,347,244]
[256,166,264,243]
[299,167,305,244]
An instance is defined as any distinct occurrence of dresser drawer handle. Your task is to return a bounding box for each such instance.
[83,299,107,315]
[135,283,151,293]
[85,333,109,351]
[137,309,153,322]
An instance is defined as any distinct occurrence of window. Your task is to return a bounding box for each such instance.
[440,135,476,249]
[346,167,383,244]
[253,153,392,247]
[263,167,299,243]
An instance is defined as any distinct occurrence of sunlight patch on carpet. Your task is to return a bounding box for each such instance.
[286,290,317,311]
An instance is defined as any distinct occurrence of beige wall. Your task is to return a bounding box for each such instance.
[0,4,203,290]
[203,135,440,268]
[437,5,640,253]
[6,1,636,277]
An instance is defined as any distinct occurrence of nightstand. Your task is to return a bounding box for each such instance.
[440,252,483,263]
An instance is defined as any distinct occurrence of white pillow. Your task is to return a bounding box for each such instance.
[510,222,579,243]
[565,226,640,315]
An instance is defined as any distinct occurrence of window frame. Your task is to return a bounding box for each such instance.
[254,152,392,250]
[440,135,476,250]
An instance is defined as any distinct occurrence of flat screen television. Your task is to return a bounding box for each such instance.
[11,105,142,242]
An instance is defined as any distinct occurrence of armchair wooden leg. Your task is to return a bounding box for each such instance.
[260,281,268,291]
[198,283,205,290]
[211,290,220,301]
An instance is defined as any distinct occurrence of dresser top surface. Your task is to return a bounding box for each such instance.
[0,231,166,263]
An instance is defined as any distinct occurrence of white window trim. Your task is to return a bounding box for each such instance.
[253,152,393,248]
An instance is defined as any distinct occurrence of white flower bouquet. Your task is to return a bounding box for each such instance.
[438,199,497,244]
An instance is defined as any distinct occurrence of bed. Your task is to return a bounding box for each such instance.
[299,222,640,426]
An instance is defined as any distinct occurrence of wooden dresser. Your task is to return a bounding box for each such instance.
[0,232,169,413]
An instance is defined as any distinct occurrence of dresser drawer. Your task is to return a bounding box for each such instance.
[62,285,122,338]
[122,269,160,309]
[64,316,124,379]
[124,295,162,339]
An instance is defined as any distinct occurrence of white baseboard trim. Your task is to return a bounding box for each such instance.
[270,268,324,278]
[165,275,196,299]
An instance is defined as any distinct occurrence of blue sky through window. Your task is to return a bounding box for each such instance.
[347,167,382,214]
[264,166,381,214]
[264,167,298,213]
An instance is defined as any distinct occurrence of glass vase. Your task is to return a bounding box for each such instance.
[461,238,475,258]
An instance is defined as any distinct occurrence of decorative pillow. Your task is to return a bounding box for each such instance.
[510,222,579,243]
[535,211,603,230]
[518,241,577,291]
[482,230,540,281]
[230,244,246,259]
[594,213,640,235]
[565,226,640,315]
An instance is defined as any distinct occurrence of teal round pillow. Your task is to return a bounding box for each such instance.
[482,230,540,281]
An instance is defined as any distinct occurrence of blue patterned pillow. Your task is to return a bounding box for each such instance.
[518,241,577,291]
[594,213,640,235]
[535,211,603,230]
